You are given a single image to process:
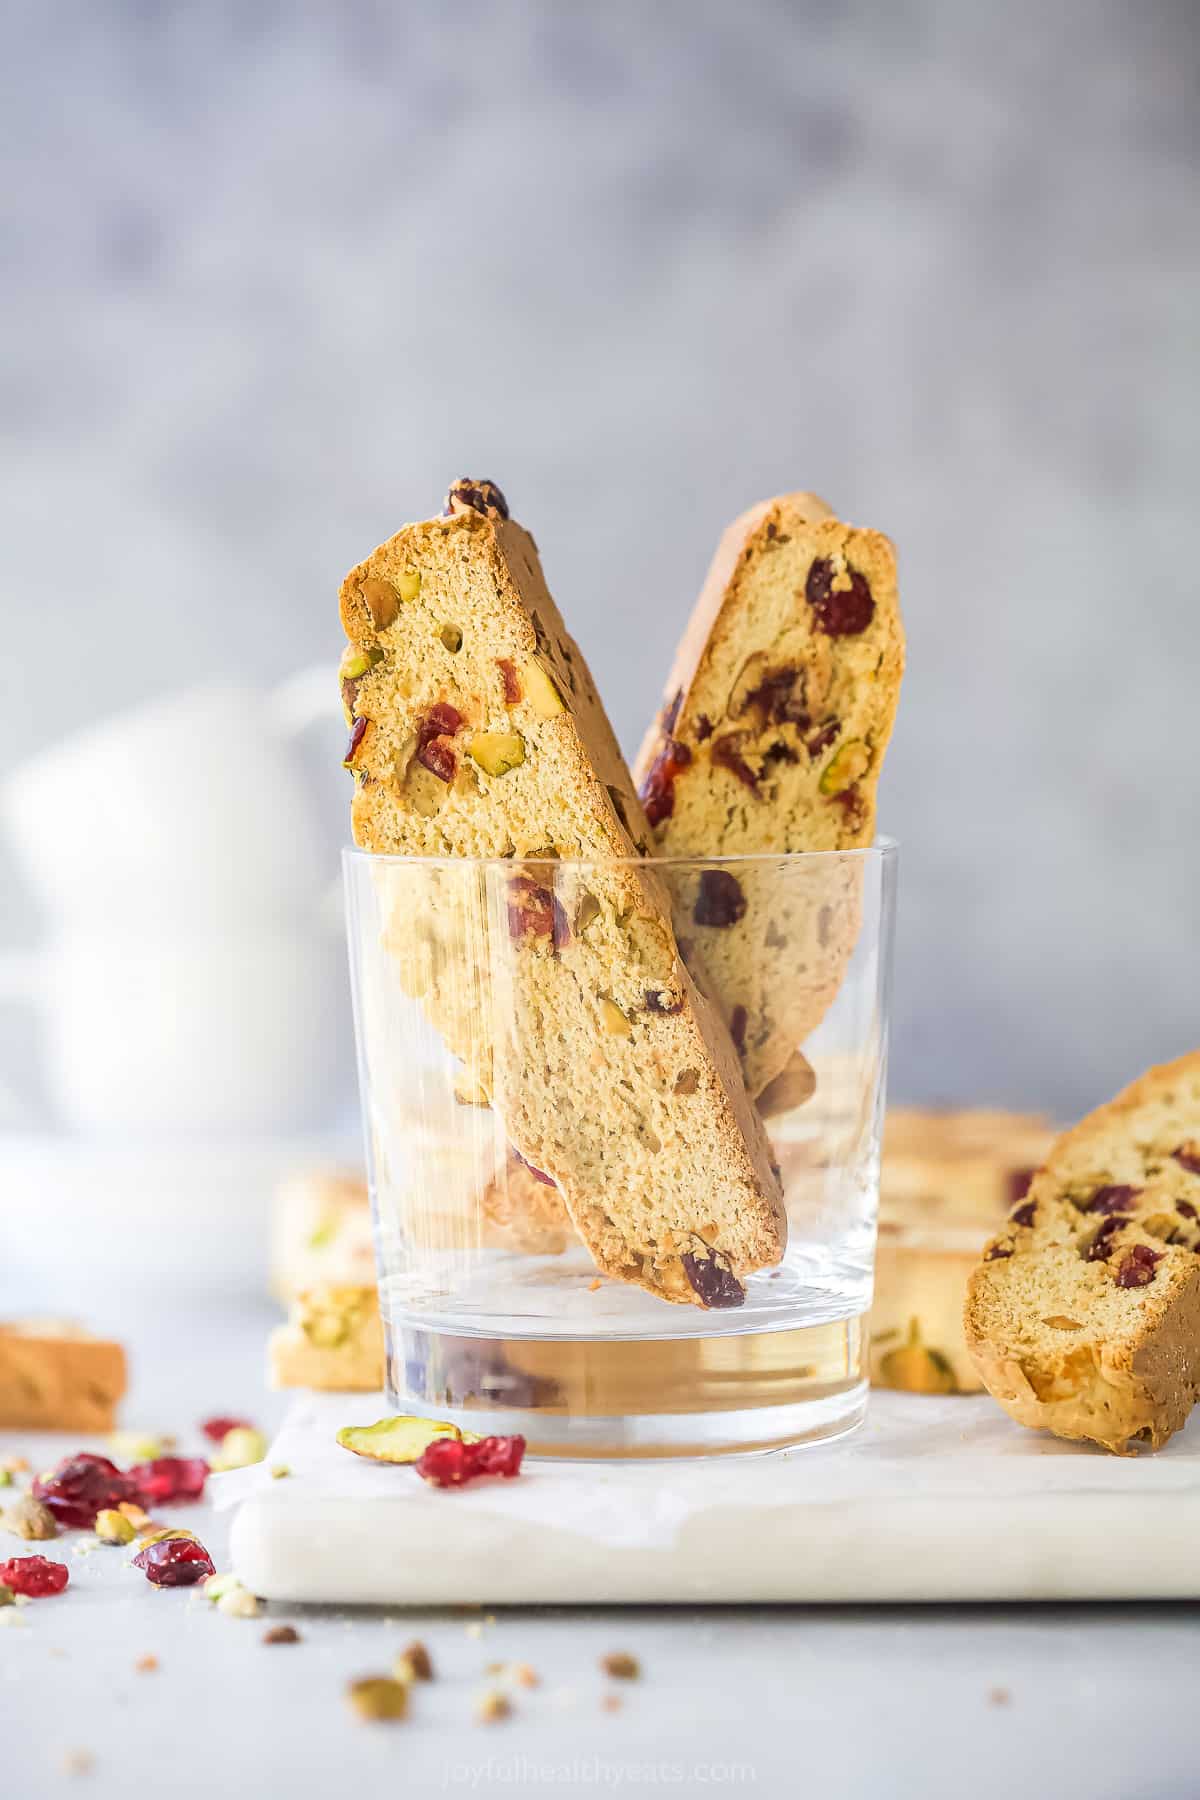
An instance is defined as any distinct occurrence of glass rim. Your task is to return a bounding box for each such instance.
[342,835,897,873]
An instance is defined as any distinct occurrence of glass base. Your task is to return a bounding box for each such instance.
[387,1313,867,1459]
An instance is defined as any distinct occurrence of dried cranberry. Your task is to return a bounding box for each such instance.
[1086,1216,1125,1262]
[1178,1200,1198,1220]
[201,1416,252,1444]
[424,701,463,739]
[443,478,509,520]
[1116,1245,1162,1289]
[680,1249,745,1309]
[414,1434,526,1487]
[342,716,368,768]
[418,736,457,782]
[1010,1201,1036,1227]
[33,1453,137,1529]
[984,1244,1012,1261]
[132,1537,216,1587]
[513,1147,556,1186]
[693,870,747,929]
[639,737,692,827]
[1173,1146,1200,1177]
[710,732,759,791]
[833,786,866,829]
[662,688,683,733]
[506,875,569,947]
[1007,1168,1036,1207]
[763,741,798,767]
[806,559,875,636]
[497,658,521,704]
[0,1555,69,1597]
[696,714,714,741]
[128,1457,208,1507]
[805,719,840,759]
[644,988,684,1015]
[730,1005,748,1051]
[740,666,808,728]
[1087,1185,1141,1215]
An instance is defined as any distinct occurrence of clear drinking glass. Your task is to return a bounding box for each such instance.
[344,842,897,1458]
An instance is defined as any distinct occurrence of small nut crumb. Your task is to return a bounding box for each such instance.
[61,1750,94,1777]
[95,1509,136,1546]
[475,1689,511,1725]
[263,1625,301,1646]
[0,1584,15,1607]
[1,1457,30,1474]
[202,1570,241,1603]
[209,1427,267,1472]
[217,1585,261,1620]
[269,1465,291,1481]
[2,1495,58,1540]
[587,1278,603,1292]
[988,1686,1012,1707]
[117,1502,152,1531]
[109,1431,166,1463]
[600,1652,640,1680]
[394,1640,433,1682]
[511,1662,539,1689]
[465,1621,484,1639]
[601,1692,623,1713]
[347,1676,409,1723]
[134,1654,159,1674]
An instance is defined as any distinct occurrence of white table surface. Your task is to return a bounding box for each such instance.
[5,1296,1198,1800]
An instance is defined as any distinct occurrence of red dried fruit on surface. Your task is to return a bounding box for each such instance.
[1086,1216,1126,1262]
[1173,1146,1200,1177]
[414,1434,526,1488]
[1010,1200,1036,1228]
[644,988,684,1015]
[129,1457,209,1507]
[710,732,759,791]
[132,1537,216,1587]
[0,1555,69,1597]
[680,1249,745,1309]
[201,1416,252,1444]
[33,1453,137,1529]
[442,478,509,520]
[1087,1185,1141,1215]
[513,1147,556,1187]
[342,716,368,768]
[639,736,692,827]
[805,719,840,759]
[729,1004,748,1051]
[806,559,875,636]
[984,1243,1012,1261]
[693,869,747,929]
[497,658,521,704]
[1116,1245,1162,1289]
[1007,1168,1036,1207]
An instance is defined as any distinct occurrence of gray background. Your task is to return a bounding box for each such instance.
[2,0,1197,1122]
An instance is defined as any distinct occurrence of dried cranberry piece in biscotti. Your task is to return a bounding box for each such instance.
[442,478,509,520]
[710,732,759,791]
[1173,1145,1200,1176]
[729,1005,748,1052]
[806,559,875,637]
[1007,1168,1037,1207]
[1116,1245,1163,1288]
[497,659,522,704]
[984,1244,1012,1261]
[1085,1215,1126,1262]
[418,736,457,782]
[639,737,692,827]
[1086,1185,1142,1215]
[680,1248,745,1308]
[693,870,747,929]
[1010,1201,1036,1227]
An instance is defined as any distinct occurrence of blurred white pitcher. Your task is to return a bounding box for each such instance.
[0,670,348,1134]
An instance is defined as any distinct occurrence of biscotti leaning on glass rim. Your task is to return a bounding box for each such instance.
[338,478,784,1309]
[965,1053,1200,1453]
[633,491,903,1105]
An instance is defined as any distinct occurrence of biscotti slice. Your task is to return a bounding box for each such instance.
[633,492,904,1098]
[268,1286,384,1392]
[340,479,784,1307]
[871,1108,1057,1393]
[0,1321,127,1431]
[965,1055,1200,1452]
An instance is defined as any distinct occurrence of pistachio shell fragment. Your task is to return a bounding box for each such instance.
[335,1415,464,1465]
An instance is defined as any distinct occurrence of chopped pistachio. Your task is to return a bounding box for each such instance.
[347,1676,409,1723]
[209,1427,267,1471]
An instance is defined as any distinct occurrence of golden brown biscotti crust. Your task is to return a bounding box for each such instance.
[0,1322,127,1431]
[965,1053,1200,1452]
[633,492,904,1098]
[339,484,784,1308]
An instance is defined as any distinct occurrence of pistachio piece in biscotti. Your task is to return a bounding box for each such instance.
[339,481,785,1308]
[632,492,904,1101]
[965,1054,1200,1453]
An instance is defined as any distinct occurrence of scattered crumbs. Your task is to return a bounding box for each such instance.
[73,1538,101,1557]
[511,1663,539,1689]
[395,1640,433,1682]
[269,1465,291,1481]
[61,1750,94,1777]
[587,1279,602,1292]
[135,1654,159,1674]
[1,1457,30,1475]
[988,1687,1012,1707]
[602,1692,623,1713]
[465,1621,484,1639]
[263,1625,301,1646]
[475,1688,511,1724]
[600,1652,640,1680]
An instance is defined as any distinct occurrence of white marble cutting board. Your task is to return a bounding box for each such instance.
[222,1391,1200,1605]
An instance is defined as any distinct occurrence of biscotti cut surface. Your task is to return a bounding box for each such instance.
[965,1055,1200,1452]
[340,481,785,1307]
[633,492,904,1097]
[0,1321,127,1431]
[268,1285,384,1392]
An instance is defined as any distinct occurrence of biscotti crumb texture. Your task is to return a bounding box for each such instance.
[634,492,903,1098]
[339,482,785,1307]
[965,1054,1200,1452]
[268,1285,384,1392]
[0,1322,127,1432]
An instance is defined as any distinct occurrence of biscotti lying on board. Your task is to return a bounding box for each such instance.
[871,1108,1057,1392]
[339,479,784,1307]
[965,1055,1200,1452]
[0,1321,127,1431]
[634,491,904,1099]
